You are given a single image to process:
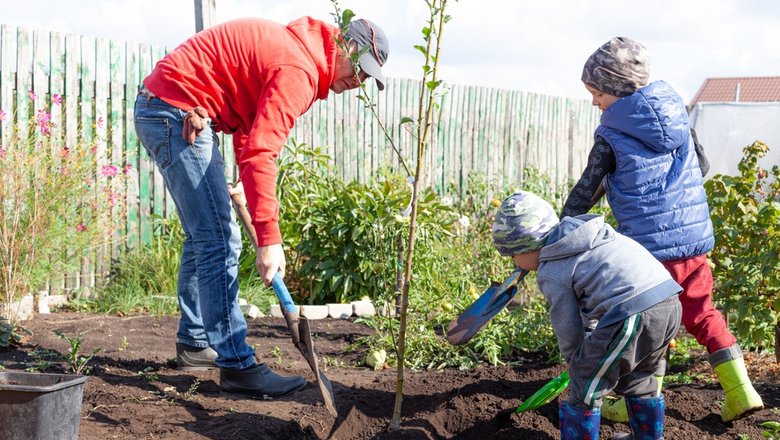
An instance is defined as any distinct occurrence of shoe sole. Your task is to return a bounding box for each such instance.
[219,381,308,401]
[723,403,765,422]
[178,365,218,371]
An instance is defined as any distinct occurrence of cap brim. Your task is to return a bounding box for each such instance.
[358,52,386,91]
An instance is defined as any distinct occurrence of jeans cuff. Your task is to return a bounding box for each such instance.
[177,337,210,349]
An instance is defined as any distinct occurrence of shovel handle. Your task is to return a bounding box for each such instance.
[228,183,298,315]
[271,272,298,315]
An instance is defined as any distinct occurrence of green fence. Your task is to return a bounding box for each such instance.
[0,24,600,291]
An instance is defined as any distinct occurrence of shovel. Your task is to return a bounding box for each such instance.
[447,268,529,345]
[515,371,569,412]
[494,370,570,426]
[228,184,337,417]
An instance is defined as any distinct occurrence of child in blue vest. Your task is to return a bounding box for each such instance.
[492,190,682,440]
[562,36,763,423]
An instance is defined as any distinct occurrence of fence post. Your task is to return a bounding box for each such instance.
[194,0,217,32]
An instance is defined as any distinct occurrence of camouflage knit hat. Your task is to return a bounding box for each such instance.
[581,37,650,98]
[492,191,559,257]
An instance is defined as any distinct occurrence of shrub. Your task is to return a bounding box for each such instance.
[705,140,780,351]
[278,140,457,304]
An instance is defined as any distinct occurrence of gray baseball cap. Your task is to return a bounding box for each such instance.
[346,19,389,91]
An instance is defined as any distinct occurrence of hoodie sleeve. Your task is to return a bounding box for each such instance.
[537,276,585,364]
[561,139,615,218]
[234,66,317,246]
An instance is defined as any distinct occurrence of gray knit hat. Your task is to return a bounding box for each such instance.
[582,37,650,98]
[492,191,559,257]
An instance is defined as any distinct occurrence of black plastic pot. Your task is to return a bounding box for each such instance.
[0,371,88,440]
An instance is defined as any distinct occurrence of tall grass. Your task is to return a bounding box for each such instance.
[83,214,275,315]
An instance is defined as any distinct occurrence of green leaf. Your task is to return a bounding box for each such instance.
[414,45,427,57]
[400,116,414,125]
[426,80,442,90]
[422,27,431,41]
[341,9,355,26]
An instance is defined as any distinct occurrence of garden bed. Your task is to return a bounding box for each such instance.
[1,312,778,439]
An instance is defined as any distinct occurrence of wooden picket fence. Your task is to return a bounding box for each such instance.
[0,24,600,292]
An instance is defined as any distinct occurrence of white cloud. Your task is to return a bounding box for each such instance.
[2,0,779,102]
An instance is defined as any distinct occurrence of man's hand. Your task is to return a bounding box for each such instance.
[182,106,209,143]
[257,243,286,286]
[227,181,247,208]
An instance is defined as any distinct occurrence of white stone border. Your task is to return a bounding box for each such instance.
[2,291,387,322]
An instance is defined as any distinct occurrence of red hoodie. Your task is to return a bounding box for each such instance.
[143,17,339,245]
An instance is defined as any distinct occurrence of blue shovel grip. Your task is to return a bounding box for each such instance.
[271,272,298,314]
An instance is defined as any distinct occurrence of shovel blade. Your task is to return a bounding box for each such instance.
[447,269,527,345]
[298,317,337,417]
[515,371,570,412]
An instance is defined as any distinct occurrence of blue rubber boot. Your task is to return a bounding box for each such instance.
[559,400,601,440]
[624,395,665,440]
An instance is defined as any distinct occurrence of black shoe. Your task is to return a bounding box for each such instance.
[220,363,307,400]
[176,343,218,371]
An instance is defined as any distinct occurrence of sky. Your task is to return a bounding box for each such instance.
[3,0,780,103]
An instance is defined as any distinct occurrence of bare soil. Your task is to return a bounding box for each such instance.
[1,311,778,439]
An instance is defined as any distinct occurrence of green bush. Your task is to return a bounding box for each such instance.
[0,317,27,349]
[705,140,780,350]
[278,140,456,304]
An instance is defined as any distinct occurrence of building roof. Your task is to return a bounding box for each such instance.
[690,77,780,106]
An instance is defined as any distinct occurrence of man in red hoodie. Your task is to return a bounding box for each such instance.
[133,16,388,399]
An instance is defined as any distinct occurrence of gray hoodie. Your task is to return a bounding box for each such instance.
[537,215,681,363]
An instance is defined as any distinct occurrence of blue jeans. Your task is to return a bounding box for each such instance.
[133,95,255,370]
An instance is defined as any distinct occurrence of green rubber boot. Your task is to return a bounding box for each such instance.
[601,376,664,423]
[711,346,763,422]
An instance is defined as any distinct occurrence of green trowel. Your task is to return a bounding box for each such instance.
[515,371,570,412]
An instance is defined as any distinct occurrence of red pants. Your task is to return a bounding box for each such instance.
[663,255,736,354]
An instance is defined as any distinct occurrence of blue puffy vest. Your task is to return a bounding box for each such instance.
[596,81,714,261]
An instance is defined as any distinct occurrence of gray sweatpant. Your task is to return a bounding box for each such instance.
[567,295,682,408]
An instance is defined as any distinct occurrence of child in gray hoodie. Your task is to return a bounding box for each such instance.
[492,190,682,440]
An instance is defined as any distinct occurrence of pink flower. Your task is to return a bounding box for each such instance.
[108,191,120,206]
[101,165,119,177]
[123,163,133,174]
[36,109,51,124]
[52,93,62,105]
[28,90,36,101]
[61,146,70,157]
[36,110,52,136]
[60,166,70,176]
[0,109,5,121]
[76,223,87,232]
[0,147,6,159]
[95,116,104,129]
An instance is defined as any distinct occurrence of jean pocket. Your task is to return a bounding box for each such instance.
[134,116,172,169]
